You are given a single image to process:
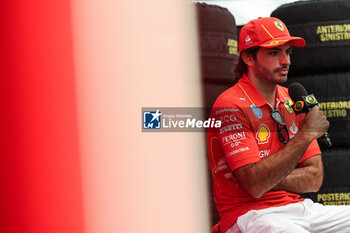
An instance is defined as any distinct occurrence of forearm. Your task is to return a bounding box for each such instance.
[273,155,323,193]
[235,131,314,198]
[230,106,329,199]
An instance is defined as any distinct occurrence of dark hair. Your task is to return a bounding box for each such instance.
[233,46,260,83]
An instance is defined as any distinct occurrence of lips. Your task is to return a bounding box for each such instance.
[275,67,289,76]
[279,69,289,75]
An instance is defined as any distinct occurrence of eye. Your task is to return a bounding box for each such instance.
[287,49,293,56]
[269,51,278,56]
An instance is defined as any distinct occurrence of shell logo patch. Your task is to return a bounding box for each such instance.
[256,124,270,144]
[274,21,284,31]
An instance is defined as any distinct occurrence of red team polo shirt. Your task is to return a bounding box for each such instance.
[207,74,321,233]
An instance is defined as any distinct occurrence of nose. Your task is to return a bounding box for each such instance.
[280,52,291,67]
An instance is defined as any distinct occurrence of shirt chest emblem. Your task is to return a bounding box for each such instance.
[290,121,298,134]
[250,105,263,119]
[284,99,294,113]
[256,124,271,144]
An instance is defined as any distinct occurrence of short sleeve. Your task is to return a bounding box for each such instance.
[299,139,321,164]
[213,102,261,171]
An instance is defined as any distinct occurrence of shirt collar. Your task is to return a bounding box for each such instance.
[238,74,287,108]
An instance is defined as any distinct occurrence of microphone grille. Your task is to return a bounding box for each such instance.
[288,82,308,102]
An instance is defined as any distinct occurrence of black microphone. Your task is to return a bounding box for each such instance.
[288,82,332,147]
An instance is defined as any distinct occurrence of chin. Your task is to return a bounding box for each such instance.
[276,75,288,84]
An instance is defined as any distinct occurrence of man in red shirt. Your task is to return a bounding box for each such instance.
[207,17,350,233]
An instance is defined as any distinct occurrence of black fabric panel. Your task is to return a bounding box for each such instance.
[301,148,350,205]
[196,5,237,227]
[271,0,350,24]
[271,0,350,75]
[283,73,350,147]
[196,3,238,84]
[322,148,350,188]
[202,82,232,110]
[302,187,350,205]
[201,57,235,84]
[288,20,350,49]
[200,31,238,59]
[196,2,237,33]
[289,47,350,75]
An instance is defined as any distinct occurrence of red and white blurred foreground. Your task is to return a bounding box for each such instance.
[0,0,210,232]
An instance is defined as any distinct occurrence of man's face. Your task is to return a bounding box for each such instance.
[252,44,292,84]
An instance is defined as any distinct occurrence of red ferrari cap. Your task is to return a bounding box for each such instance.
[238,17,306,52]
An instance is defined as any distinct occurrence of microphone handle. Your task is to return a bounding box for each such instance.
[320,132,332,148]
[306,107,332,148]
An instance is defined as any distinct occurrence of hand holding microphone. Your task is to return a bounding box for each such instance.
[288,83,332,147]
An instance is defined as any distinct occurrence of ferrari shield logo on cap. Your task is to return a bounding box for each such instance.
[274,21,284,31]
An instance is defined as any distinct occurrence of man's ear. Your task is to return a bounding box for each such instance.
[241,52,255,66]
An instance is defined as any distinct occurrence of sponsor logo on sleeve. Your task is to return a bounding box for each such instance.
[215,108,239,115]
[256,124,270,144]
[222,131,247,147]
[219,123,243,134]
[219,114,237,123]
[228,147,250,157]
[250,105,262,119]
